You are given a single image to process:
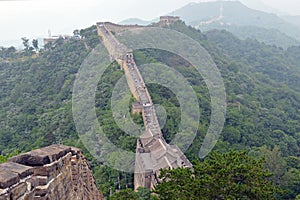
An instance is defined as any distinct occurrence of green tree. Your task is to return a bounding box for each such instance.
[108,187,157,200]
[281,168,300,199]
[137,187,158,200]
[0,46,16,59]
[286,156,300,169]
[223,126,241,144]
[32,39,39,51]
[73,29,80,36]
[154,151,281,200]
[109,188,138,200]
[21,37,30,50]
[259,145,287,185]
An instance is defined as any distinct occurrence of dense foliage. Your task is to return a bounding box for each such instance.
[109,188,157,200]
[154,151,281,200]
[0,22,299,198]
[0,26,99,154]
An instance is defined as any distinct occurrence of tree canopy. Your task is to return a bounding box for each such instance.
[154,151,282,200]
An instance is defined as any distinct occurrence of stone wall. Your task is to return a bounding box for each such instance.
[97,22,144,34]
[159,16,180,26]
[0,145,103,200]
[97,22,192,191]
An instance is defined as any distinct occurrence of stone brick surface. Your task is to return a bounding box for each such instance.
[10,182,27,199]
[0,169,19,189]
[0,145,103,200]
[97,21,192,191]
[0,162,33,179]
[9,145,71,166]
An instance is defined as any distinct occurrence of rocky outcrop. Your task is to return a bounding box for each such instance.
[0,145,103,200]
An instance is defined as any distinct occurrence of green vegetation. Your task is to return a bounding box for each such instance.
[109,188,157,200]
[109,151,285,199]
[0,22,299,198]
[154,151,282,200]
[0,25,99,154]
[0,150,18,163]
[222,25,300,49]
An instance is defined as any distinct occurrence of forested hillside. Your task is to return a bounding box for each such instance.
[0,22,299,198]
[169,1,300,49]
[0,26,99,154]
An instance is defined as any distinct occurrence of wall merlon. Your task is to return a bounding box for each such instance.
[0,144,103,200]
[8,145,72,167]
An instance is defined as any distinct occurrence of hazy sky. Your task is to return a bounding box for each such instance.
[0,0,299,46]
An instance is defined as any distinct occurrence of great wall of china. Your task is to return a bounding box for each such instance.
[97,18,192,190]
[0,16,189,199]
[0,145,103,200]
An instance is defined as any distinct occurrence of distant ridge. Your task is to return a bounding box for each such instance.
[117,1,300,49]
[169,1,300,48]
[119,18,153,26]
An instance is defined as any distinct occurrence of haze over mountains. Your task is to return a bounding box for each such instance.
[282,15,300,27]
[1,0,300,198]
[1,0,299,49]
[120,1,300,49]
[238,0,283,14]
[1,19,300,198]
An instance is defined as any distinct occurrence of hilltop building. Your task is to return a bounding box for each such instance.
[159,16,181,26]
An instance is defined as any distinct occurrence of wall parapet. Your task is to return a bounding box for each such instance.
[96,21,192,191]
[97,22,144,34]
[0,144,103,200]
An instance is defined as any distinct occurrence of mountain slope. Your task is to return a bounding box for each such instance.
[169,1,300,48]
[1,21,299,158]
[0,22,299,197]
[239,0,283,14]
[163,22,300,156]
[282,15,300,28]
[217,25,300,49]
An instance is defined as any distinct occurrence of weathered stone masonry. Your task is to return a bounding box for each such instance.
[97,20,192,191]
[0,145,103,200]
